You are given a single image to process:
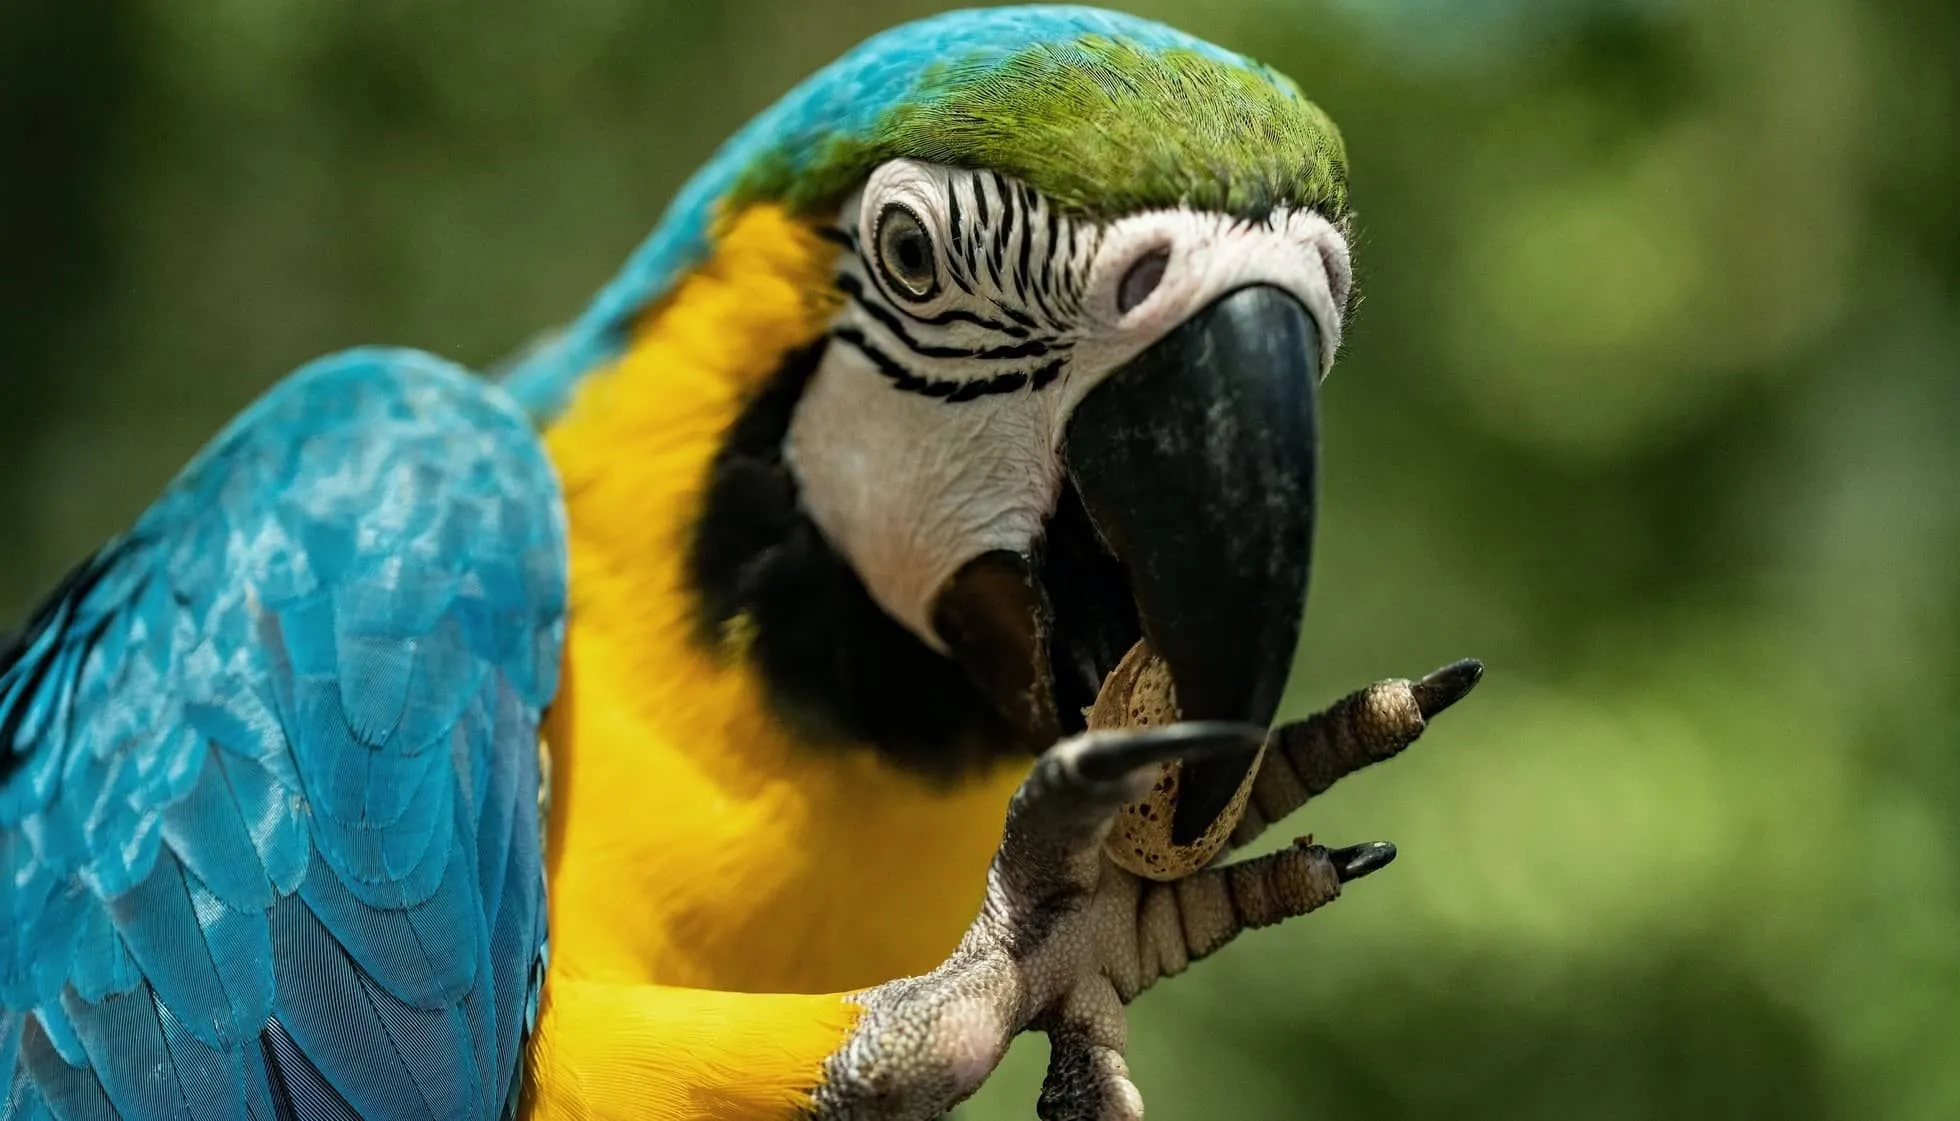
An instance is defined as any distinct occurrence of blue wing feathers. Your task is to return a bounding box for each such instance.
[0,347,566,1119]
[154,991,249,1121]
[17,1011,112,1120]
[259,1019,360,1121]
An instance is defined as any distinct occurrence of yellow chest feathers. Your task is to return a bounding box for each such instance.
[538,204,1027,995]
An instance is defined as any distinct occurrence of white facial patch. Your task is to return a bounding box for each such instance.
[783,158,1353,651]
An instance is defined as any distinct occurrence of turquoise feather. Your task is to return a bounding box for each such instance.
[0,350,564,1119]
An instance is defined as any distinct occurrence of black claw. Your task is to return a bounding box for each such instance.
[1330,840,1397,882]
[1411,658,1484,718]
[1073,720,1267,783]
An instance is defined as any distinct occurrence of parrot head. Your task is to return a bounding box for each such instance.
[511,5,1352,844]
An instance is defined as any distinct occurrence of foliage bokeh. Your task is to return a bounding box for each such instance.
[3,0,1955,1117]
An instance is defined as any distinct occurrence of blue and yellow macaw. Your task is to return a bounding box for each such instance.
[0,6,1484,1119]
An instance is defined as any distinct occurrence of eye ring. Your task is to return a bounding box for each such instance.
[873,203,940,302]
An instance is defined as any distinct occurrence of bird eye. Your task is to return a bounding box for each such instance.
[874,204,939,301]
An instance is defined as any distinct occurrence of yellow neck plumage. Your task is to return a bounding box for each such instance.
[538,204,1027,996]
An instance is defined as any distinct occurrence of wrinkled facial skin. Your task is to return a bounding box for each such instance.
[784,159,1351,655]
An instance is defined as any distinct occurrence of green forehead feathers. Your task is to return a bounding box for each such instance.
[500,14,1353,417]
[738,37,1349,223]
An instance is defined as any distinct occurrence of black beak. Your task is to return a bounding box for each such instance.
[1063,285,1321,844]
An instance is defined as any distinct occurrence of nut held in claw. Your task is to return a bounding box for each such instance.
[1092,639,1265,881]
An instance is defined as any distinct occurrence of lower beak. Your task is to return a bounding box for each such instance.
[1064,284,1321,844]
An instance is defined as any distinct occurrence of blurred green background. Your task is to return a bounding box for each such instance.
[3,0,1956,1117]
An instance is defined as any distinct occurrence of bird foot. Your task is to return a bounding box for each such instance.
[811,661,1482,1121]
[1231,659,1484,851]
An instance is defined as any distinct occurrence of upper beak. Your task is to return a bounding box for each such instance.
[1063,284,1321,844]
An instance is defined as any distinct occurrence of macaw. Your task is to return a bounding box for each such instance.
[0,6,1484,1120]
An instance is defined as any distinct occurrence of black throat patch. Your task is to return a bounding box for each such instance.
[684,339,1025,785]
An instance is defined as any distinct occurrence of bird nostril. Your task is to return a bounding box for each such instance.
[1116,247,1170,315]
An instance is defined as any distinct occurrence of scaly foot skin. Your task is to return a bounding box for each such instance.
[810,659,1483,1121]
[1230,659,1485,853]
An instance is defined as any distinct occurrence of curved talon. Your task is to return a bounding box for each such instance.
[1411,658,1484,718]
[1331,839,1396,881]
[1072,720,1268,783]
[1012,722,1269,847]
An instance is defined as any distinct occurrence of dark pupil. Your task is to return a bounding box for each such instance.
[896,233,925,273]
[880,209,933,295]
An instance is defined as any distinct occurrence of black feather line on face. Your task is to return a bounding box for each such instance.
[1063,223,1093,314]
[946,187,965,262]
[988,176,1014,291]
[1014,199,1035,301]
[996,173,1017,236]
[1023,249,1059,327]
[932,200,976,297]
[833,326,1052,404]
[944,264,977,298]
[997,301,1041,330]
[1037,203,1061,306]
[908,301,1030,338]
[836,276,1063,362]
[1029,355,1066,390]
[955,183,985,293]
